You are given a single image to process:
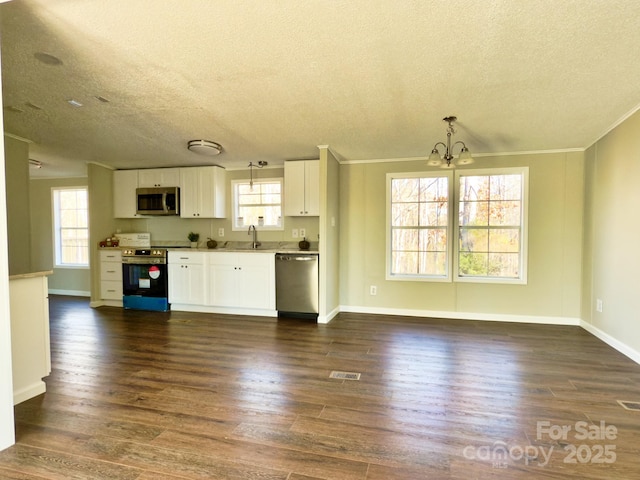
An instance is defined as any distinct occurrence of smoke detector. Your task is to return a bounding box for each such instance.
[187,139,222,156]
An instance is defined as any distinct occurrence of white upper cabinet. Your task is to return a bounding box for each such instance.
[180,166,226,218]
[113,169,139,218]
[138,168,181,187]
[284,159,319,216]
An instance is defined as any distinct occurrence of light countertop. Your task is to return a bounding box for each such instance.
[9,270,53,281]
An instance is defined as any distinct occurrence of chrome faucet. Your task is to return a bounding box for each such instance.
[248,224,261,249]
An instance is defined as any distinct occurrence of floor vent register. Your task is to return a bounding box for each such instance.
[330,371,361,380]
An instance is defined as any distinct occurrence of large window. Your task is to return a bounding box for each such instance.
[232,178,283,230]
[388,173,452,280]
[53,187,89,267]
[387,167,528,283]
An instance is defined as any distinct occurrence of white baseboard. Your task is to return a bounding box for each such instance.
[340,305,640,366]
[170,304,277,317]
[78,298,640,366]
[580,320,640,365]
[318,306,340,324]
[90,300,123,308]
[48,289,90,297]
[339,305,581,326]
[13,381,46,405]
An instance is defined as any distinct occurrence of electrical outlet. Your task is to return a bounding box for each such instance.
[292,229,299,238]
[218,227,224,237]
[596,299,603,312]
[370,285,377,296]
[299,228,306,238]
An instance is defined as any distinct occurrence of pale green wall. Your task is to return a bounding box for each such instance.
[581,145,596,325]
[88,164,118,301]
[4,136,30,275]
[29,175,91,295]
[319,147,340,321]
[0,41,17,448]
[582,110,640,354]
[339,152,584,320]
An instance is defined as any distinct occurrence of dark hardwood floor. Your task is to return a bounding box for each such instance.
[1,295,640,479]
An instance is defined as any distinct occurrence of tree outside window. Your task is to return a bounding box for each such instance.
[387,167,527,284]
[458,173,523,278]
[390,174,450,278]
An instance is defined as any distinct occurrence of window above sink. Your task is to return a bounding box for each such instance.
[231,178,283,231]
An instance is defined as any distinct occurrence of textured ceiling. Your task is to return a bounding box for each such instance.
[2,0,640,178]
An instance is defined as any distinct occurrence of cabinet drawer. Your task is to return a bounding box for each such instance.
[237,252,274,268]
[168,251,205,265]
[207,252,238,266]
[100,262,122,281]
[99,250,122,262]
[101,280,122,300]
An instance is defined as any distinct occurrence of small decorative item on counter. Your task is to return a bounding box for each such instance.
[188,232,200,248]
[206,237,217,249]
[99,237,119,248]
[298,237,310,250]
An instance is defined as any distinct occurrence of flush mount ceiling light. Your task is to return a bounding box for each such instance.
[427,116,474,169]
[187,139,223,156]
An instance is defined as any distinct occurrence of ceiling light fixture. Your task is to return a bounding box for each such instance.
[427,116,474,169]
[187,139,222,156]
[29,159,42,169]
[67,99,83,108]
[248,161,268,188]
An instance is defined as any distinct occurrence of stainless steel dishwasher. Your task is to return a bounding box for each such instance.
[275,253,319,317]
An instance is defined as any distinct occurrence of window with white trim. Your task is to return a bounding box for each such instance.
[232,178,283,230]
[52,187,89,267]
[388,173,452,280]
[387,167,528,283]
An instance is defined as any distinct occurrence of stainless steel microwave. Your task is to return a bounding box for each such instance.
[136,187,180,215]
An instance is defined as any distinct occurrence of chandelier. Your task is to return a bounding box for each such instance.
[427,116,474,168]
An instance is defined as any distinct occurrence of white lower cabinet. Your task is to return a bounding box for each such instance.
[168,251,275,313]
[99,249,122,301]
[168,251,206,305]
[207,252,275,310]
